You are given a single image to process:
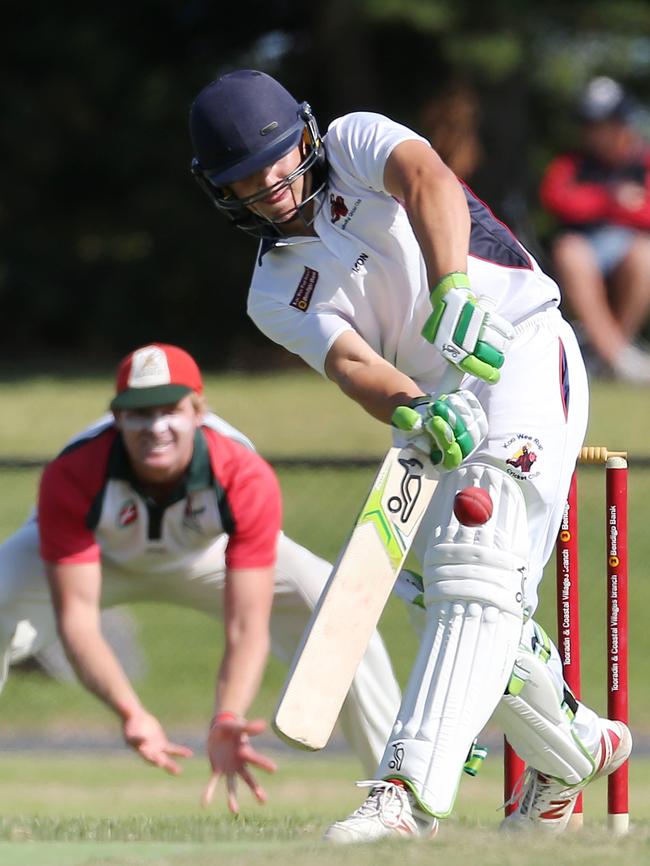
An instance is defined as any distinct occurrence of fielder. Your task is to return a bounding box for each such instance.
[188,69,632,839]
[0,342,401,812]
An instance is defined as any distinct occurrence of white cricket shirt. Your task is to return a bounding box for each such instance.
[248,111,560,393]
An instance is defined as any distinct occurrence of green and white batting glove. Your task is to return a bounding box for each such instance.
[421,272,515,383]
[391,390,488,470]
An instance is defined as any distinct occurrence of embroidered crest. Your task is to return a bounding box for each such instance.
[330,193,349,223]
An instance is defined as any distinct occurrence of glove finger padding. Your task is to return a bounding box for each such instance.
[421,274,515,384]
[390,406,433,455]
[391,390,487,470]
[425,390,488,469]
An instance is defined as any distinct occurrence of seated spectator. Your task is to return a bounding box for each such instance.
[540,76,650,383]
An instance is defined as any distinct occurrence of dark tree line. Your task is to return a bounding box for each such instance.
[3,1,650,370]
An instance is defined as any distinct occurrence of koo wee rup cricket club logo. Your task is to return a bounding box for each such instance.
[329,194,348,223]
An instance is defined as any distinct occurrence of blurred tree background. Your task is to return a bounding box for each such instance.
[4,0,650,369]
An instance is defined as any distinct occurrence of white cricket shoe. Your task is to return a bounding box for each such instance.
[323,780,439,844]
[502,719,632,833]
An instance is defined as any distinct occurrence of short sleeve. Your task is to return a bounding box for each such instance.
[325,111,431,193]
[38,458,101,564]
[223,450,282,570]
[248,291,352,376]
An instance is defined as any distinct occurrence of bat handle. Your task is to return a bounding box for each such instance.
[437,363,465,396]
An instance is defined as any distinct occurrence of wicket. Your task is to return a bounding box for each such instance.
[503,446,630,832]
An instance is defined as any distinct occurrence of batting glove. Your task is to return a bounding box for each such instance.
[421,272,514,384]
[391,390,488,470]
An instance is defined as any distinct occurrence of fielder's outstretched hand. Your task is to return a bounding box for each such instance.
[122,709,193,775]
[203,713,277,814]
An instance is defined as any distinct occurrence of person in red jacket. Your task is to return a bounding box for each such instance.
[540,76,650,383]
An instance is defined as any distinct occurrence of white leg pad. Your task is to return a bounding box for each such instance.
[379,463,529,816]
[492,644,595,785]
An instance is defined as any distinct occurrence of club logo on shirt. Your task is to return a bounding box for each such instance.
[117,498,138,528]
[330,194,362,230]
[503,435,543,480]
[289,266,319,312]
[183,496,206,531]
[330,193,348,223]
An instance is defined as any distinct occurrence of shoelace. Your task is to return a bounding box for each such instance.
[501,767,529,813]
[502,768,575,817]
[521,771,577,817]
[351,780,409,828]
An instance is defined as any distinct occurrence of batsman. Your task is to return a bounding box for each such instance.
[188,70,632,840]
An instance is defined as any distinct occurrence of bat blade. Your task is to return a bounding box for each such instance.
[272,444,439,751]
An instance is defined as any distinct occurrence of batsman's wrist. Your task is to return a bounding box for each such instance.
[430,270,471,304]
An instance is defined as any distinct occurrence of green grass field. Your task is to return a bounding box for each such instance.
[0,369,648,863]
[0,752,648,864]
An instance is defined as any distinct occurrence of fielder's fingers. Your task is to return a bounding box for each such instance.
[227,774,239,814]
[201,771,220,808]
[241,746,278,774]
[157,755,183,776]
[138,746,181,775]
[240,766,267,805]
[242,718,267,737]
[166,742,194,759]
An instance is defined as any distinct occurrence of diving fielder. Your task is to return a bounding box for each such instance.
[188,70,632,839]
[0,342,401,811]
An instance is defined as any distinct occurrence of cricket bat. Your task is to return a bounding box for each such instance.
[272,442,440,751]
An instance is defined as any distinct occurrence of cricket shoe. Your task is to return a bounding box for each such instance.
[502,719,632,833]
[323,779,439,844]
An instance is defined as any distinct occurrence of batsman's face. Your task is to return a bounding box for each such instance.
[114,395,201,485]
[228,146,307,226]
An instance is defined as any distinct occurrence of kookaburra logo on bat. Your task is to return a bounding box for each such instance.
[387,457,424,523]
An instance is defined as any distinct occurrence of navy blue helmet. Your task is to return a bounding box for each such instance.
[190,69,327,238]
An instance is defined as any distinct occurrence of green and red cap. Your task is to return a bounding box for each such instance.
[111,343,203,410]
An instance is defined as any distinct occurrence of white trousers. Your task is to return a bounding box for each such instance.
[414,307,590,613]
[0,521,400,774]
[384,308,602,807]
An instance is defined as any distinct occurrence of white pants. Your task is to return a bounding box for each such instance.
[0,521,400,774]
[414,307,590,614]
[387,307,602,806]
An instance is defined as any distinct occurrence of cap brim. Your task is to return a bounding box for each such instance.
[205,125,303,186]
[110,384,192,411]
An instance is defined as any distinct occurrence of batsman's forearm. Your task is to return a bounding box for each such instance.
[333,358,424,423]
[59,623,143,720]
[404,173,470,289]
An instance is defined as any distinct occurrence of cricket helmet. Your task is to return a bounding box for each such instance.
[189,69,327,238]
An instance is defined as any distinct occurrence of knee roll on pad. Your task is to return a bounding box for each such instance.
[423,463,529,615]
[492,646,595,785]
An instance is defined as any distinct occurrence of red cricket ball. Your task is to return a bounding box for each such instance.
[453,486,493,527]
